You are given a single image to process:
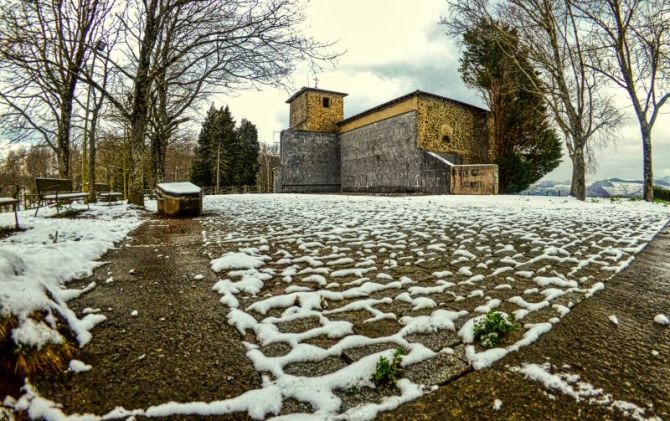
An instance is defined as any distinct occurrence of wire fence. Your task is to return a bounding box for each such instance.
[201,185,270,196]
[0,184,272,213]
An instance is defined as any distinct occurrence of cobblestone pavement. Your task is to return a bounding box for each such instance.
[379,221,670,420]
[196,194,669,419]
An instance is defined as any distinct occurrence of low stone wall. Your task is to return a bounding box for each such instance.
[421,152,451,194]
[450,165,499,195]
[278,130,341,193]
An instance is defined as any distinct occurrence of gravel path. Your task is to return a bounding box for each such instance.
[33,216,259,419]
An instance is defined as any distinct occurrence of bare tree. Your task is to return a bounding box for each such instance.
[85,0,338,206]
[574,0,670,202]
[444,0,621,200]
[257,142,280,192]
[0,0,114,177]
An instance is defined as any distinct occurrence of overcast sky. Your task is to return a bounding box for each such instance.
[214,0,670,182]
[1,0,665,183]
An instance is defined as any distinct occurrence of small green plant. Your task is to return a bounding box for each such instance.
[474,311,518,349]
[373,348,407,386]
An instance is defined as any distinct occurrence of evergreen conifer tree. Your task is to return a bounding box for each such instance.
[212,105,237,188]
[191,105,218,186]
[235,119,260,186]
[459,20,562,193]
[191,104,261,188]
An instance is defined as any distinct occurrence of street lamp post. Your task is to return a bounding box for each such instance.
[82,39,107,201]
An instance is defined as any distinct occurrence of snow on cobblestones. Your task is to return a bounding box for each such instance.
[5,194,668,420]
[195,194,669,419]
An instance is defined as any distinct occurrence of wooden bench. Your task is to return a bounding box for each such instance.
[0,184,20,229]
[34,178,89,216]
[94,183,123,203]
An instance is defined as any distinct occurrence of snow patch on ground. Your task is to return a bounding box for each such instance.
[653,314,669,326]
[6,194,669,420]
[0,204,143,350]
[511,363,656,420]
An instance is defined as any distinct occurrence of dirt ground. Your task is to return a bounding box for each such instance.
[32,215,259,419]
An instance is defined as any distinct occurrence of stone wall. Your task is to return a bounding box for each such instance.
[421,152,451,194]
[340,112,425,192]
[417,95,492,164]
[289,94,307,129]
[278,130,341,192]
[450,165,499,195]
[290,91,344,133]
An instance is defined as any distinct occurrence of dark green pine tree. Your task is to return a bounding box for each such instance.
[214,105,238,187]
[190,105,218,186]
[191,105,261,188]
[235,118,260,186]
[459,19,562,193]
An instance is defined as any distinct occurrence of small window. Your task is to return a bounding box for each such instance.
[322,97,330,108]
[442,135,451,144]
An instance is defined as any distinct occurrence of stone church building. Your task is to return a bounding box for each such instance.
[273,87,498,195]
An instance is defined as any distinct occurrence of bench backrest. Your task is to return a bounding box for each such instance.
[35,178,75,195]
[0,184,19,198]
[94,183,110,192]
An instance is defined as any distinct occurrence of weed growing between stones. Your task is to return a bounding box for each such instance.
[373,348,407,386]
[474,311,518,348]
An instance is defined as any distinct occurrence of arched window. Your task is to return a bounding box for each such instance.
[442,135,451,144]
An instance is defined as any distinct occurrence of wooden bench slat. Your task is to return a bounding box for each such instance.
[0,197,18,205]
[43,192,89,200]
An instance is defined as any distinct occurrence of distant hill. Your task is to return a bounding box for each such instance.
[522,177,670,197]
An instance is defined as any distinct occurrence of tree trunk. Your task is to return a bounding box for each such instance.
[216,141,221,194]
[127,0,160,207]
[127,124,146,206]
[641,126,653,202]
[57,140,70,178]
[151,134,167,185]
[88,103,101,203]
[128,82,149,206]
[56,103,71,178]
[151,75,169,185]
[570,146,586,200]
